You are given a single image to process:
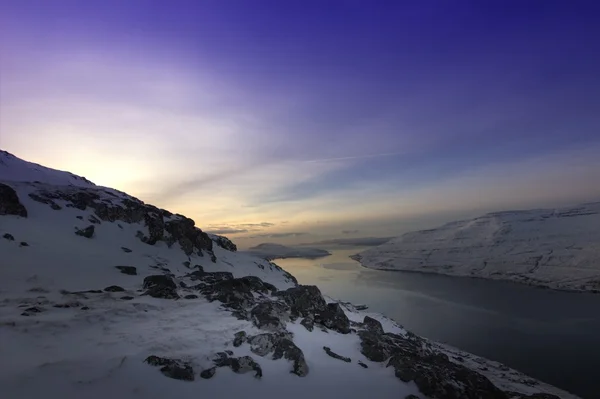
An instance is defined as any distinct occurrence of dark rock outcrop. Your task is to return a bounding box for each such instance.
[19,241,29,247]
[357,317,507,399]
[211,352,262,378]
[251,301,290,331]
[244,332,309,377]
[323,346,351,363]
[200,367,216,379]
[275,285,327,318]
[300,314,315,332]
[319,303,351,334]
[144,356,194,381]
[143,275,179,299]
[121,247,132,253]
[358,361,368,369]
[233,331,247,347]
[104,285,125,292]
[115,266,137,275]
[211,235,237,252]
[75,225,95,238]
[3,233,14,241]
[0,184,27,217]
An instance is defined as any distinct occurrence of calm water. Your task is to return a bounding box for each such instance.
[276,248,600,399]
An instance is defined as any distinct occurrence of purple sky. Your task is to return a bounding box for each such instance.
[1,0,600,247]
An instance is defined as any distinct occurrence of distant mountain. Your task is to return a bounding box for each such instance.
[246,243,331,260]
[0,149,577,399]
[354,203,600,292]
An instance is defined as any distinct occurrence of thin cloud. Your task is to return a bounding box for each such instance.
[248,232,308,239]
[342,229,359,234]
[304,151,406,163]
[205,228,248,235]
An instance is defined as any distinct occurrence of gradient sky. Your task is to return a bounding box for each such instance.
[1,0,600,247]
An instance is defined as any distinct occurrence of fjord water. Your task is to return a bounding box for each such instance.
[276,248,600,399]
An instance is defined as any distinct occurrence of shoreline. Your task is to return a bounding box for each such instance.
[350,255,600,295]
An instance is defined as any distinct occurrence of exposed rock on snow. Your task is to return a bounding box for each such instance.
[3,233,15,241]
[0,183,28,217]
[115,265,137,275]
[323,346,351,363]
[355,203,600,292]
[246,243,331,260]
[145,356,195,381]
[0,150,579,399]
[75,225,95,238]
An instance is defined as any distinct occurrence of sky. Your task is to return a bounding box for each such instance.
[1,0,600,248]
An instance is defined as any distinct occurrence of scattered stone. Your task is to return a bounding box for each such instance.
[143,275,179,299]
[323,346,351,363]
[184,294,198,299]
[24,306,43,313]
[120,296,135,301]
[355,305,368,310]
[0,183,28,217]
[75,225,95,238]
[3,233,14,241]
[358,361,368,369]
[76,215,83,220]
[121,247,132,253]
[115,266,137,275]
[104,285,125,292]
[182,261,191,268]
[405,395,419,399]
[88,215,101,224]
[144,356,195,381]
[19,242,29,247]
[81,306,90,310]
[200,367,216,379]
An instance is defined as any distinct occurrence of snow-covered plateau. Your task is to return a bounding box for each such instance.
[0,150,578,399]
[245,243,331,260]
[354,202,600,293]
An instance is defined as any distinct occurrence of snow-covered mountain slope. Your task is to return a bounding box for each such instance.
[0,150,578,399]
[245,243,331,260]
[354,203,600,292]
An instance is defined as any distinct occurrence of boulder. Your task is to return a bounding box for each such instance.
[75,225,95,238]
[363,316,384,334]
[121,247,132,253]
[3,233,14,241]
[233,331,247,347]
[300,314,315,332]
[0,183,27,217]
[200,367,216,379]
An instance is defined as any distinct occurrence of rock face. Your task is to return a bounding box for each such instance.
[357,316,507,399]
[0,183,27,217]
[210,234,237,252]
[275,285,327,318]
[26,186,216,259]
[251,301,290,331]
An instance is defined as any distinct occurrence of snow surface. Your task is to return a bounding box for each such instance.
[0,150,580,399]
[355,204,600,292]
[245,243,331,260]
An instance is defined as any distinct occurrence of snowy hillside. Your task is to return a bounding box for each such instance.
[245,243,331,260]
[354,204,600,292]
[0,150,578,399]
